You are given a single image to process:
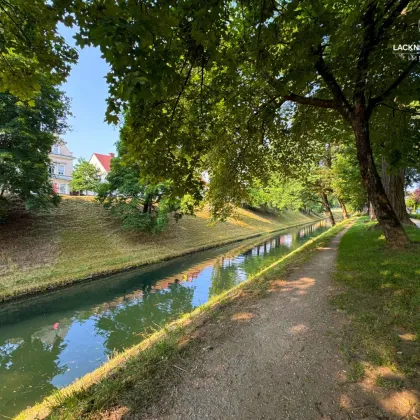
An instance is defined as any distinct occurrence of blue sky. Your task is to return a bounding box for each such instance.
[59,26,118,160]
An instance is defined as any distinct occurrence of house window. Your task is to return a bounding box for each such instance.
[52,145,60,154]
[48,164,55,175]
[59,184,68,194]
[58,164,65,176]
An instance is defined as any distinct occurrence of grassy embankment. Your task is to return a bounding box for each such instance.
[16,216,352,420]
[333,218,420,394]
[0,196,324,301]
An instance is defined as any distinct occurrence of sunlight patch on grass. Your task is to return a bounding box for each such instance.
[333,218,420,383]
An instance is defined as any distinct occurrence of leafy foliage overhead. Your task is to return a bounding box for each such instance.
[67,1,419,197]
[371,102,420,172]
[0,0,77,99]
[331,146,367,212]
[247,176,324,214]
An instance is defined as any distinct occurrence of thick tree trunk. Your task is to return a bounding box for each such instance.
[351,114,409,247]
[337,197,349,219]
[369,201,376,221]
[381,159,414,226]
[320,190,336,226]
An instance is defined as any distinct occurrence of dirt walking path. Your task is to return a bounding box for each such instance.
[140,227,414,420]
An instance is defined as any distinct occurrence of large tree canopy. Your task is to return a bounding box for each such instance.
[65,0,420,246]
[0,0,77,99]
[0,81,69,213]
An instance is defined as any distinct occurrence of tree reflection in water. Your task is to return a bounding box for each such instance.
[0,219,330,417]
[95,281,195,353]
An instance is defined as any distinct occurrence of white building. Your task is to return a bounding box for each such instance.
[49,141,74,195]
[89,153,114,182]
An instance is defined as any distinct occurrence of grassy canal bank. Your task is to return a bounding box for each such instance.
[16,218,352,420]
[0,197,323,302]
[333,218,420,398]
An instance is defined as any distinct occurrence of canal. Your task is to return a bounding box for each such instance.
[0,219,331,417]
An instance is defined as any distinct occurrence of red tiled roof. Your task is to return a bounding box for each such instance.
[92,153,113,172]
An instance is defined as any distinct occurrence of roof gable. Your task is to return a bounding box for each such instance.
[92,153,113,172]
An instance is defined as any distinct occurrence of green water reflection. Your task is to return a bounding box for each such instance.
[0,219,330,417]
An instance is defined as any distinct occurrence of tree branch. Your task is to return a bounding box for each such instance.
[353,2,376,104]
[350,0,412,112]
[376,102,420,115]
[376,0,411,41]
[312,45,352,119]
[260,69,337,110]
[368,58,419,113]
[283,92,337,109]
[384,0,399,14]
[0,3,32,47]
[253,95,285,116]
[170,59,195,124]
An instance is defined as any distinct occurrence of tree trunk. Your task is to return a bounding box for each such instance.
[369,201,376,221]
[320,190,336,226]
[143,198,149,214]
[337,197,349,219]
[351,114,409,247]
[143,194,154,214]
[381,158,414,226]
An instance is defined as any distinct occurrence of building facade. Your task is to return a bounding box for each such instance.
[89,153,114,182]
[49,142,74,195]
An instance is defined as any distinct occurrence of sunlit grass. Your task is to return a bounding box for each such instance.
[333,218,420,380]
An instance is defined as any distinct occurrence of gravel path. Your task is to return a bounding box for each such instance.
[140,226,416,420]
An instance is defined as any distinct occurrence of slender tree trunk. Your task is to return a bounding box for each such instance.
[320,190,336,226]
[143,194,153,214]
[337,197,349,219]
[381,158,414,226]
[369,201,376,221]
[351,113,409,247]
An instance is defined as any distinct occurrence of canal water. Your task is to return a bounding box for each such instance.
[0,219,331,417]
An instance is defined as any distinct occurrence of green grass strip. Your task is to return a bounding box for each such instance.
[333,217,420,384]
